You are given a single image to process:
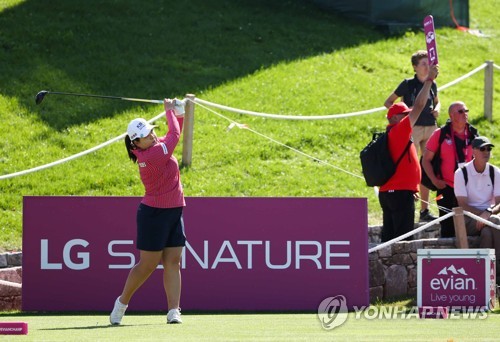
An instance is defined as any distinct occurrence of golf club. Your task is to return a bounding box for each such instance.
[35,90,164,105]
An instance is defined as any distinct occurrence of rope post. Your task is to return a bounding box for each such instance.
[452,207,469,249]
[182,94,196,167]
[484,60,494,122]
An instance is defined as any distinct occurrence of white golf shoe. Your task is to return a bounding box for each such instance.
[110,297,128,325]
[167,308,182,324]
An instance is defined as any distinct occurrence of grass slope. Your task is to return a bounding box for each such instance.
[0,0,499,250]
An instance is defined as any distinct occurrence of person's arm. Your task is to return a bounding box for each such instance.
[454,167,490,231]
[454,168,484,214]
[490,196,500,215]
[474,168,500,228]
[455,197,485,216]
[156,99,181,160]
[176,116,184,134]
[408,65,439,127]
[422,149,446,189]
[456,196,492,231]
[490,167,500,214]
[385,80,407,108]
[432,94,441,119]
[384,93,399,109]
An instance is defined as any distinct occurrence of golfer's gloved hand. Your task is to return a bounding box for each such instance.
[164,98,175,111]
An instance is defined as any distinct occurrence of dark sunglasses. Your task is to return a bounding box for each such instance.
[457,109,469,114]
[480,146,493,152]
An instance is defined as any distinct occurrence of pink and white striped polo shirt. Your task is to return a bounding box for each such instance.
[132,109,185,208]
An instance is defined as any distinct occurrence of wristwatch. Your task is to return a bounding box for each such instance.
[486,207,493,214]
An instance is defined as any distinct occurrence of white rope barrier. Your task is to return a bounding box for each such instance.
[0,62,497,180]
[0,112,166,180]
[368,212,454,254]
[463,210,500,231]
[0,134,125,180]
[194,63,490,120]
[194,98,387,120]
[193,99,455,215]
[192,100,365,180]
[192,99,462,234]
[369,210,500,254]
[437,63,487,91]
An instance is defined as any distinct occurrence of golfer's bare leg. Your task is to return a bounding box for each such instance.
[119,250,162,304]
[162,247,183,310]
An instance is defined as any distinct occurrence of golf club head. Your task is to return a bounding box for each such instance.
[35,90,49,105]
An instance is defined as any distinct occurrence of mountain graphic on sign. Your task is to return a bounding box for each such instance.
[437,265,468,276]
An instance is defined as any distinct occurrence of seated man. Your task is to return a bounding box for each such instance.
[454,136,500,278]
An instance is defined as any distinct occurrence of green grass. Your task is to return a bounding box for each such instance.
[1,311,500,341]
[1,0,500,250]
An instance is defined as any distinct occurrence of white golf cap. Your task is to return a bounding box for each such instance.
[127,118,157,140]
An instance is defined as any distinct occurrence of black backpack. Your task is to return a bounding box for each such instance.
[420,128,446,191]
[360,132,412,187]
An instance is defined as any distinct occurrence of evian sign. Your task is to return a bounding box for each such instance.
[417,249,496,309]
[430,265,476,291]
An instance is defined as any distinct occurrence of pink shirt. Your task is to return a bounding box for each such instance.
[132,110,185,208]
[426,127,473,187]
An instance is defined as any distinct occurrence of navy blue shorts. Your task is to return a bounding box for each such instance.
[136,204,186,251]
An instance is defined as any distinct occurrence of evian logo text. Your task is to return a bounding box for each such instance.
[430,264,476,291]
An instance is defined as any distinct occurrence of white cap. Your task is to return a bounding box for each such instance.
[127,118,156,140]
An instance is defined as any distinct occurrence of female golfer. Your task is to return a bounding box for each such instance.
[110,98,186,325]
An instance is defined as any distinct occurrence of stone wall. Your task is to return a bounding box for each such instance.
[368,224,480,301]
[0,252,23,311]
[368,222,441,244]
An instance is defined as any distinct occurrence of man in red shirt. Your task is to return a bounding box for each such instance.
[422,102,478,237]
[384,50,441,222]
[379,64,439,242]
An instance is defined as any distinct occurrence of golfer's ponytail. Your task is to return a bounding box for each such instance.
[124,136,137,163]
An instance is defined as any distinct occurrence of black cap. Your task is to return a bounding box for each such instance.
[472,136,494,149]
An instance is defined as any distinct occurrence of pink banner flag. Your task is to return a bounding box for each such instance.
[424,15,438,65]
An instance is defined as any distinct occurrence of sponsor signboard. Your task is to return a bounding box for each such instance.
[23,196,369,311]
[417,249,496,310]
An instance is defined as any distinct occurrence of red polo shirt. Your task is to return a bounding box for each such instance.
[426,127,473,188]
[379,116,420,192]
